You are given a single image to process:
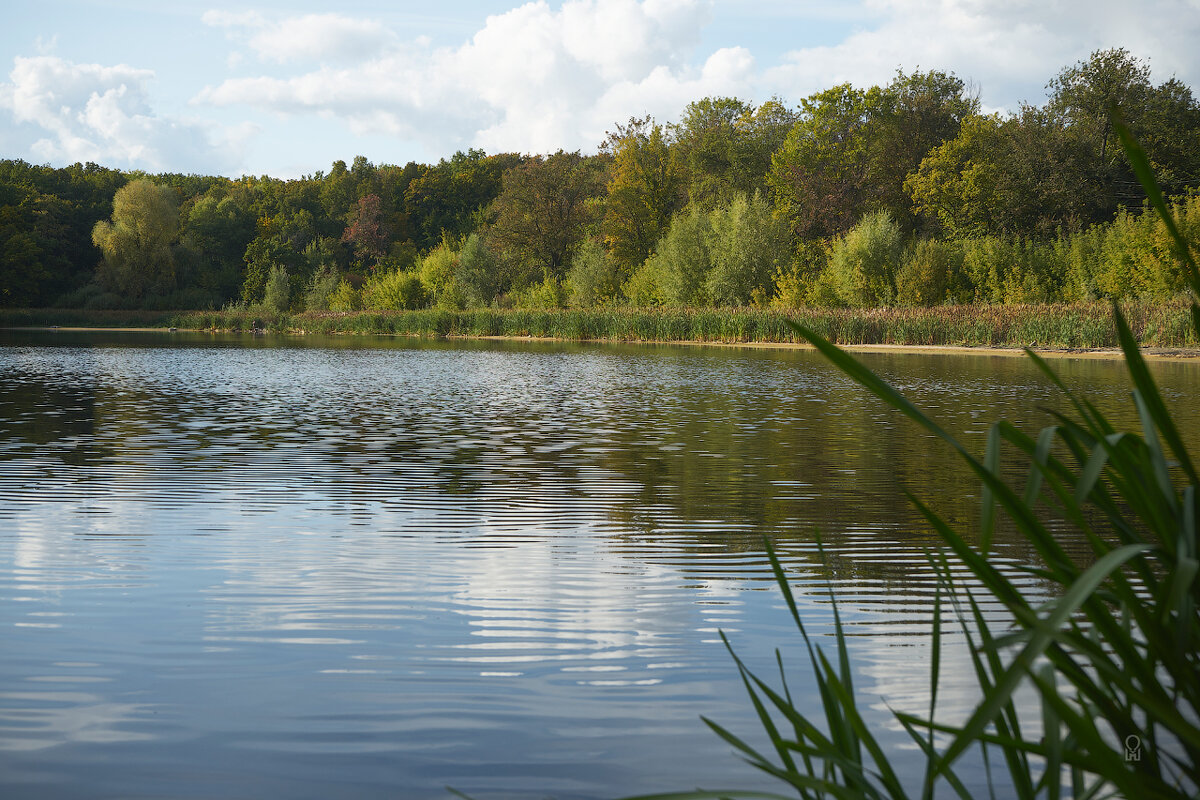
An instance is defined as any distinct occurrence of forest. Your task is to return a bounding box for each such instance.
[1,48,1198,315]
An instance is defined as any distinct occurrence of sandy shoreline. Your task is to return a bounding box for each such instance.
[8,324,1200,361]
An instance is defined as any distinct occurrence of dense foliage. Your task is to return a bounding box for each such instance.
[1,49,1197,313]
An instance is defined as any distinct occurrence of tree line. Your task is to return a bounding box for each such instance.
[1,48,1198,313]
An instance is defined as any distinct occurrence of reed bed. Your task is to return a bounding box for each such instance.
[0,307,183,328]
[162,300,1199,349]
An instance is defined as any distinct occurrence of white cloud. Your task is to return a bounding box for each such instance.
[202,10,398,64]
[764,0,1200,113]
[6,1,1199,176]
[190,0,1200,168]
[0,55,241,173]
[195,0,751,156]
[200,9,267,29]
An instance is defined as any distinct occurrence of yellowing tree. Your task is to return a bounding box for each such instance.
[601,117,686,275]
[91,179,179,298]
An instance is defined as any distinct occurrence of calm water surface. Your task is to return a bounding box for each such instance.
[1,331,1197,799]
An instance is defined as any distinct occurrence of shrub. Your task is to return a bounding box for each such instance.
[456,234,503,307]
[772,240,829,309]
[706,192,791,307]
[304,264,340,311]
[622,260,665,307]
[512,276,567,309]
[262,264,291,312]
[823,210,904,306]
[328,279,361,312]
[567,239,623,308]
[648,206,713,306]
[361,269,427,310]
[895,238,963,306]
[417,238,460,307]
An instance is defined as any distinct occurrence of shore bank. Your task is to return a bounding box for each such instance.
[4,301,1198,356]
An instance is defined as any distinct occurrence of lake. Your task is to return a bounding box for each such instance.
[2,330,1197,799]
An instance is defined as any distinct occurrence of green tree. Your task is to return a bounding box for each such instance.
[672,97,799,209]
[404,150,521,251]
[706,192,792,306]
[769,84,875,240]
[1,158,127,303]
[0,186,50,307]
[455,233,503,306]
[178,192,255,303]
[646,206,713,306]
[303,263,340,311]
[1044,48,1200,216]
[416,237,461,308]
[1048,48,1151,175]
[566,238,622,308]
[91,179,179,298]
[672,97,752,208]
[731,99,800,198]
[871,70,979,229]
[907,107,1106,239]
[905,113,1008,238]
[262,264,291,312]
[602,117,686,275]
[487,150,604,282]
[822,210,905,306]
[770,71,974,240]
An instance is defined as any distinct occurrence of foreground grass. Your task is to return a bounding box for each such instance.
[5,299,1198,349]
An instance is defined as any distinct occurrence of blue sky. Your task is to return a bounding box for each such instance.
[2,0,1198,178]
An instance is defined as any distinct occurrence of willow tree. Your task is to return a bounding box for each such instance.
[91,179,179,298]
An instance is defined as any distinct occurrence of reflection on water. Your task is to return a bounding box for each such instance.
[1,330,1197,798]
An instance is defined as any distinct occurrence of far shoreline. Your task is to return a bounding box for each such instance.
[6,324,1199,362]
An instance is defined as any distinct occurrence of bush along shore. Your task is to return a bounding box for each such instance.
[37,299,1189,350]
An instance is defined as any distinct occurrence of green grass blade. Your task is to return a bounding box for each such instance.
[935,543,1152,774]
[1075,433,1128,505]
[1132,389,1178,512]
[982,423,1001,551]
[1024,425,1058,506]
[1038,662,1063,800]
[1112,304,1198,484]
[620,792,799,800]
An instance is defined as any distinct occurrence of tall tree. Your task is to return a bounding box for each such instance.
[769,83,877,239]
[342,193,390,271]
[601,117,686,274]
[770,71,975,240]
[1048,47,1151,170]
[905,107,1103,238]
[91,179,179,298]
[870,70,978,229]
[0,188,49,307]
[404,150,521,251]
[487,151,604,282]
[672,97,799,208]
[1047,48,1200,211]
[177,191,255,303]
[672,97,752,208]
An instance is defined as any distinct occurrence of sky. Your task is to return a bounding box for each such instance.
[2,0,1198,179]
